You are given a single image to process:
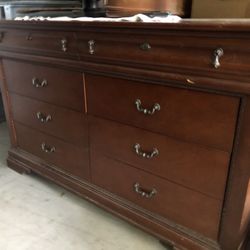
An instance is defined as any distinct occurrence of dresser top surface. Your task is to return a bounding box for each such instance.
[1,19,250,32]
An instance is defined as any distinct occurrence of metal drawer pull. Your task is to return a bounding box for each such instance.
[32,78,48,88]
[140,42,151,51]
[134,183,157,199]
[134,143,159,159]
[213,48,224,69]
[135,99,160,115]
[36,112,52,123]
[41,143,55,153]
[61,38,67,52]
[88,40,95,55]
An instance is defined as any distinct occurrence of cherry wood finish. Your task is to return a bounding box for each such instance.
[91,152,222,240]
[15,123,90,180]
[77,30,250,81]
[0,20,250,250]
[86,74,239,151]
[3,59,84,112]
[1,30,79,59]
[90,117,231,200]
[10,93,88,147]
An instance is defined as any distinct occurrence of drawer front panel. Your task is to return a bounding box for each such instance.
[90,117,230,199]
[78,32,250,77]
[1,30,78,57]
[4,59,84,112]
[91,152,221,240]
[10,93,88,147]
[15,123,90,180]
[86,74,239,151]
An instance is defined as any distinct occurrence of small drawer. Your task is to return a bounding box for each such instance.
[77,32,250,77]
[90,117,230,200]
[91,152,221,240]
[10,93,88,147]
[15,123,90,180]
[1,29,78,58]
[4,59,84,112]
[86,74,239,151]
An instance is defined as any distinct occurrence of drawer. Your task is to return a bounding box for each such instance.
[78,32,250,77]
[10,94,88,147]
[15,123,90,180]
[86,74,239,151]
[1,29,78,58]
[4,59,84,112]
[90,117,230,200]
[91,152,222,240]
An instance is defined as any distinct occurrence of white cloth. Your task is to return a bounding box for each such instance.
[15,14,181,23]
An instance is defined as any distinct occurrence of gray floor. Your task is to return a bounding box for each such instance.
[0,122,165,250]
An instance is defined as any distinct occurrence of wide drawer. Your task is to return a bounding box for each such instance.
[15,123,90,180]
[78,31,250,77]
[10,93,88,147]
[91,152,222,240]
[90,117,230,199]
[86,74,239,151]
[0,29,78,58]
[4,59,84,112]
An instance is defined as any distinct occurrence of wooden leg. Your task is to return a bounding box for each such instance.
[7,157,31,175]
[159,240,174,250]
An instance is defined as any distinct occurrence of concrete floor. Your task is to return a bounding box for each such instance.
[0,122,166,250]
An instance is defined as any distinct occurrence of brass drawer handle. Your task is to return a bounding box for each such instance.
[41,143,55,153]
[135,99,160,115]
[134,183,157,199]
[61,38,67,52]
[140,42,151,51]
[134,143,159,159]
[213,48,224,69]
[36,112,52,123]
[32,78,48,88]
[88,40,95,55]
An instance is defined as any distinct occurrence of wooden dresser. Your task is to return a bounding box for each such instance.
[0,20,250,250]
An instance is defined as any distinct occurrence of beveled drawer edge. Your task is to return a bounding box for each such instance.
[0,50,248,96]
[8,147,221,250]
[90,149,228,201]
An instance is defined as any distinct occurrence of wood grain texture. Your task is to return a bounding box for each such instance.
[91,152,222,240]
[1,29,79,59]
[3,59,84,112]
[10,93,88,147]
[0,20,249,250]
[90,117,231,200]
[86,74,239,152]
[15,122,90,181]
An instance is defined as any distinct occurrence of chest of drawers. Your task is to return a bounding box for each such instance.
[0,20,250,250]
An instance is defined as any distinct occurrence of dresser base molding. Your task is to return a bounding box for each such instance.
[7,155,31,175]
[7,148,220,250]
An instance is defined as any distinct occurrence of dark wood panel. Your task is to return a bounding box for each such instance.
[86,74,239,152]
[1,29,78,58]
[77,31,250,78]
[90,117,230,200]
[3,59,84,112]
[1,20,250,250]
[91,152,222,240]
[10,93,88,147]
[15,123,90,180]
